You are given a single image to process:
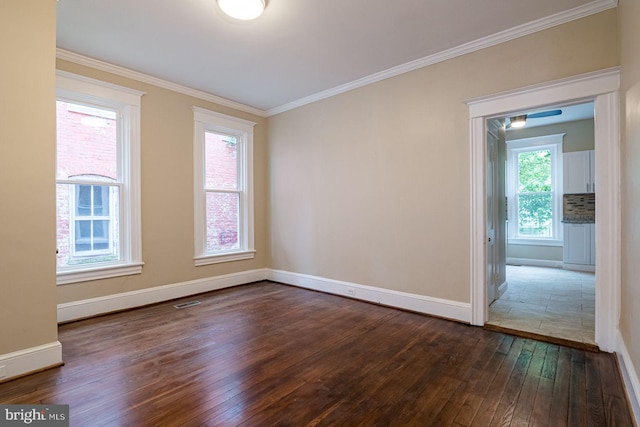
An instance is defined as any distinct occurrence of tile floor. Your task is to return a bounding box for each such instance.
[487,265,595,345]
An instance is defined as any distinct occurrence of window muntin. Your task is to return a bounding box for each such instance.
[56,71,143,284]
[194,107,255,265]
[71,184,119,257]
[507,134,563,245]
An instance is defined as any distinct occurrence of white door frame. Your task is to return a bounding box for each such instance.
[467,67,621,352]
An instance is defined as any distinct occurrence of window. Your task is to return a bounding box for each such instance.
[71,184,117,256]
[193,107,255,265]
[56,71,144,284]
[506,134,563,245]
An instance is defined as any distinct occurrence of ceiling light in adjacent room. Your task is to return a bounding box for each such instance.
[217,0,265,20]
[509,115,527,128]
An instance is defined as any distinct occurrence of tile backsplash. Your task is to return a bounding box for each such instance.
[563,193,595,223]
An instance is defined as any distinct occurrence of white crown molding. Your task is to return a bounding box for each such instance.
[56,48,268,118]
[57,0,615,118]
[266,0,617,116]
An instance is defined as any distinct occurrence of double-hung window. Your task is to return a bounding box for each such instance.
[193,107,256,265]
[506,134,563,245]
[56,71,144,284]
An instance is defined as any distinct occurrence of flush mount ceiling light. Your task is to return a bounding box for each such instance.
[217,0,265,20]
[509,115,527,128]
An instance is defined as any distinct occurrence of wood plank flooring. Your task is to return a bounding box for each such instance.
[0,282,633,426]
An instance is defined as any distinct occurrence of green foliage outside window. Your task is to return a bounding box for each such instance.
[517,150,553,237]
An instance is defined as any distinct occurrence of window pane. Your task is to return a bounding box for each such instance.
[205,192,239,253]
[74,220,93,253]
[518,150,551,192]
[93,220,109,238]
[76,185,92,216]
[57,183,120,267]
[93,186,110,216]
[518,193,552,237]
[76,220,92,239]
[205,132,237,190]
[56,101,118,181]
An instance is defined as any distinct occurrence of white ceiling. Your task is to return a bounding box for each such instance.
[56,0,610,114]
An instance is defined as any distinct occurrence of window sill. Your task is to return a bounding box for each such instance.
[508,239,563,247]
[57,262,144,285]
[194,250,256,266]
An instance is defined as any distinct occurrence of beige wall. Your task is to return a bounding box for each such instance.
[269,10,618,303]
[506,119,595,262]
[619,0,640,395]
[507,118,595,153]
[0,1,58,353]
[55,60,269,303]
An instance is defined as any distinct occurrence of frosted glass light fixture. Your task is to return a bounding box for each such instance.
[217,0,265,20]
[509,115,527,128]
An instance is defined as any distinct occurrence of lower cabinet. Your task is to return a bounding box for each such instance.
[563,223,595,269]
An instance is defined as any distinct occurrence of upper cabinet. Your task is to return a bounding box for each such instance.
[563,150,595,194]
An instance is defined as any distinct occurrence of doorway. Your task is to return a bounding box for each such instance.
[485,102,596,346]
[467,68,621,352]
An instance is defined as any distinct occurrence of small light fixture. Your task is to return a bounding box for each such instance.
[217,0,265,20]
[510,115,527,128]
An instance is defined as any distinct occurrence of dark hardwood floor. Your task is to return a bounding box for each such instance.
[0,282,633,426]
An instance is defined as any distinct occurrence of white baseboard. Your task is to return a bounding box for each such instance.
[498,280,508,298]
[268,269,471,323]
[57,268,269,323]
[617,331,640,425]
[563,263,596,273]
[0,341,62,382]
[507,257,564,268]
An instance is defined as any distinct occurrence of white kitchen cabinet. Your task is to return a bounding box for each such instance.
[563,223,595,269]
[564,150,595,194]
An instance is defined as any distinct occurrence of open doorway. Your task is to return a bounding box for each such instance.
[485,102,597,347]
[467,68,621,353]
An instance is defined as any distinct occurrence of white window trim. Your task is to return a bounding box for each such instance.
[506,133,564,246]
[56,70,145,285]
[193,107,256,266]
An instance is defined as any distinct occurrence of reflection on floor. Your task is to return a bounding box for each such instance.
[487,265,595,345]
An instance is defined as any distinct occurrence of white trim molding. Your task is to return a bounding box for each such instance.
[467,68,621,353]
[269,270,471,323]
[57,269,269,323]
[0,342,62,382]
[56,49,266,118]
[507,257,564,269]
[267,0,617,116]
[498,281,509,299]
[563,263,596,273]
[56,71,145,285]
[192,107,256,266]
[57,1,616,118]
[506,133,565,245]
[617,331,640,425]
[57,267,471,325]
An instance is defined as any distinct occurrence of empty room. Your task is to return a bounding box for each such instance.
[1,0,639,425]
